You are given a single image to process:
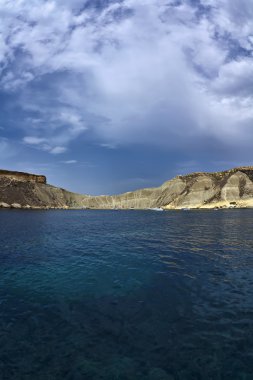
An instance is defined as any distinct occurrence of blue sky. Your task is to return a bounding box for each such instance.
[0,0,253,194]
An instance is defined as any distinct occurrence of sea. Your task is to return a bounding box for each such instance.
[0,209,253,380]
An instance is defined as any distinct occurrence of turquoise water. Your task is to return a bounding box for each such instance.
[0,210,253,379]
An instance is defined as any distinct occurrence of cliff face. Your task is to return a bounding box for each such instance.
[0,170,83,208]
[1,167,253,209]
[76,167,253,210]
[0,169,46,184]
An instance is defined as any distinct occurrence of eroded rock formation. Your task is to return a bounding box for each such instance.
[1,167,253,209]
[77,167,253,210]
[0,169,46,184]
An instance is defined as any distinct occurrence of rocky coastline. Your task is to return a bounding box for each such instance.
[1,167,253,210]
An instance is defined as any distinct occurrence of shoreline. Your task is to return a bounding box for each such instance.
[1,205,253,211]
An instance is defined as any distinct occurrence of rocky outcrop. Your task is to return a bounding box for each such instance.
[78,167,253,210]
[0,202,10,208]
[1,166,253,210]
[11,203,22,209]
[0,174,83,209]
[0,169,46,184]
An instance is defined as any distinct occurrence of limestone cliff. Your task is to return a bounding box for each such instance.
[79,167,253,210]
[0,169,83,209]
[0,169,46,184]
[1,167,253,209]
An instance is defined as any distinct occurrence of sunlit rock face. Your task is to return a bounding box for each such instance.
[1,167,253,209]
[169,175,218,209]
[0,169,46,184]
[74,166,253,209]
[221,173,242,202]
[220,172,253,202]
[0,171,84,209]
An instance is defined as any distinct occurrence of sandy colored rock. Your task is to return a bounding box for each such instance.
[0,169,46,184]
[0,202,10,208]
[1,166,253,210]
[23,205,32,209]
[11,203,22,209]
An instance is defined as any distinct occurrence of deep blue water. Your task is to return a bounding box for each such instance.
[0,210,253,379]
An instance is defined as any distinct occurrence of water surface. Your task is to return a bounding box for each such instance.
[0,210,253,379]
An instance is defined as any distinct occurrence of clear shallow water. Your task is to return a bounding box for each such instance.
[0,210,253,379]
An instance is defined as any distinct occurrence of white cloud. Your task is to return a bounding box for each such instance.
[23,136,46,145]
[212,59,253,97]
[0,0,253,152]
[61,160,77,164]
[50,146,67,154]
[23,136,68,154]
[100,143,117,149]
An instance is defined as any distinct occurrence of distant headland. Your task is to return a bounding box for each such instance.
[1,167,253,210]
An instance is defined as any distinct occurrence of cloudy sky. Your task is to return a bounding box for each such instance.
[0,0,253,194]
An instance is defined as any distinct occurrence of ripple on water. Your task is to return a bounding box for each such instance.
[0,209,253,379]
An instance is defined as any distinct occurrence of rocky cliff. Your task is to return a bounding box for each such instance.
[1,167,253,209]
[0,169,46,184]
[79,166,253,210]
[0,169,84,209]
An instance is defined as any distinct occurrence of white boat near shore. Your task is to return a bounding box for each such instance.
[149,207,164,211]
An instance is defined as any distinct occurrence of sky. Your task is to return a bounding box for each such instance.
[0,0,253,195]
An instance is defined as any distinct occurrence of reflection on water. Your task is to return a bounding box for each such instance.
[0,209,253,379]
